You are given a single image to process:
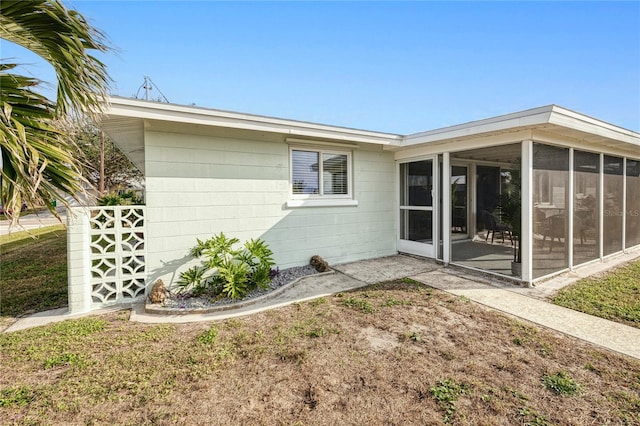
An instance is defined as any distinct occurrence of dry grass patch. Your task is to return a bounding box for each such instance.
[1,280,639,425]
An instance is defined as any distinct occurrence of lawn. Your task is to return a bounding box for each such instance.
[1,229,639,424]
[552,259,640,329]
[0,225,68,325]
[1,280,639,425]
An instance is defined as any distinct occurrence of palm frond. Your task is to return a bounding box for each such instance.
[0,65,85,226]
[0,0,111,118]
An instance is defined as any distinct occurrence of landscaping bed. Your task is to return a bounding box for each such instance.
[146,265,323,315]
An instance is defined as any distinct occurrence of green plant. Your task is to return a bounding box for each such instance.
[342,297,374,314]
[499,160,522,263]
[181,233,275,299]
[518,407,551,426]
[0,1,110,225]
[0,386,37,408]
[197,325,218,345]
[44,352,84,369]
[309,297,327,307]
[400,331,421,342]
[542,371,581,396]
[97,190,143,206]
[384,297,405,307]
[430,378,471,423]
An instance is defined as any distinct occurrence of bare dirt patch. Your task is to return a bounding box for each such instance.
[1,280,639,425]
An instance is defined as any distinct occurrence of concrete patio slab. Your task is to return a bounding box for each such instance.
[332,254,440,284]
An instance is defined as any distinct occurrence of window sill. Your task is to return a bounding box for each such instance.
[286,199,359,208]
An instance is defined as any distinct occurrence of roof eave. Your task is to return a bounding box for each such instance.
[103,96,403,146]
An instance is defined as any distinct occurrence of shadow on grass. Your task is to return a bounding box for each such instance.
[0,225,68,323]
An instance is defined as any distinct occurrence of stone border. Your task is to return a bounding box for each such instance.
[144,269,336,316]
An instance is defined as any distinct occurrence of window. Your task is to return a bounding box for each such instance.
[290,148,351,198]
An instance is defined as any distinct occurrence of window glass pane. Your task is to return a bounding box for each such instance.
[292,150,319,194]
[322,153,348,195]
[627,159,640,248]
[573,151,599,266]
[451,166,468,236]
[603,155,623,256]
[400,210,433,242]
[400,160,433,206]
[533,144,569,278]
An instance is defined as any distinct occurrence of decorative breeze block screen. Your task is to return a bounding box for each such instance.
[88,207,146,305]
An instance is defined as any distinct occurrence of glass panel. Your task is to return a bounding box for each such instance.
[322,153,348,195]
[533,144,569,278]
[476,166,501,231]
[573,151,600,266]
[400,210,433,243]
[627,159,640,248]
[451,166,468,236]
[603,155,623,256]
[292,150,319,194]
[400,161,433,207]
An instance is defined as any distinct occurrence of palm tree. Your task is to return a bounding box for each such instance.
[0,0,110,226]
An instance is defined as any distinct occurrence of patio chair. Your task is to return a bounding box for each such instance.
[540,215,564,252]
[481,210,513,244]
[541,214,587,252]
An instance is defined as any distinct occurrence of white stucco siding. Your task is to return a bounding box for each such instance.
[143,130,396,286]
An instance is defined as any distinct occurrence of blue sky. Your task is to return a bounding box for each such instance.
[4,1,640,133]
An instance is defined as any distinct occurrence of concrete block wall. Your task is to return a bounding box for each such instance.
[67,208,92,314]
[143,130,397,287]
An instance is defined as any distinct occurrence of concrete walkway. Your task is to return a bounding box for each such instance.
[4,254,640,360]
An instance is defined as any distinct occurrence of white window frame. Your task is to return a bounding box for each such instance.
[287,146,357,208]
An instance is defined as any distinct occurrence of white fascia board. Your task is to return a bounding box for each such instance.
[105,97,402,146]
[399,106,554,147]
[547,105,640,147]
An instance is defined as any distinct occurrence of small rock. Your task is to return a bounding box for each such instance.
[149,279,167,304]
[310,255,330,272]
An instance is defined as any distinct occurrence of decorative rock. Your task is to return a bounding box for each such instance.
[310,255,330,272]
[149,279,167,304]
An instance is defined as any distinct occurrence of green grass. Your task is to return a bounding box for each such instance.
[552,260,640,328]
[0,207,47,221]
[542,371,581,396]
[0,225,68,319]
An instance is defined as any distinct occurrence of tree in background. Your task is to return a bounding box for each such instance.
[0,0,110,225]
[71,120,143,196]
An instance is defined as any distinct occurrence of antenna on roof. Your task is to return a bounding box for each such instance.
[134,76,170,103]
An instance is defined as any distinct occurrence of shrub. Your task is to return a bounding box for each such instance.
[177,233,275,299]
[97,190,143,206]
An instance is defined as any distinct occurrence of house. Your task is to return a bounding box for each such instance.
[97,96,640,296]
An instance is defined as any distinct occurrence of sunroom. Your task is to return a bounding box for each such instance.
[389,105,640,285]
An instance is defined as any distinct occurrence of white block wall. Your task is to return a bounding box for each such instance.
[67,208,92,313]
[143,130,397,287]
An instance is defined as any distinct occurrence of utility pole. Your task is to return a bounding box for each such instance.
[99,130,105,195]
[143,76,151,101]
